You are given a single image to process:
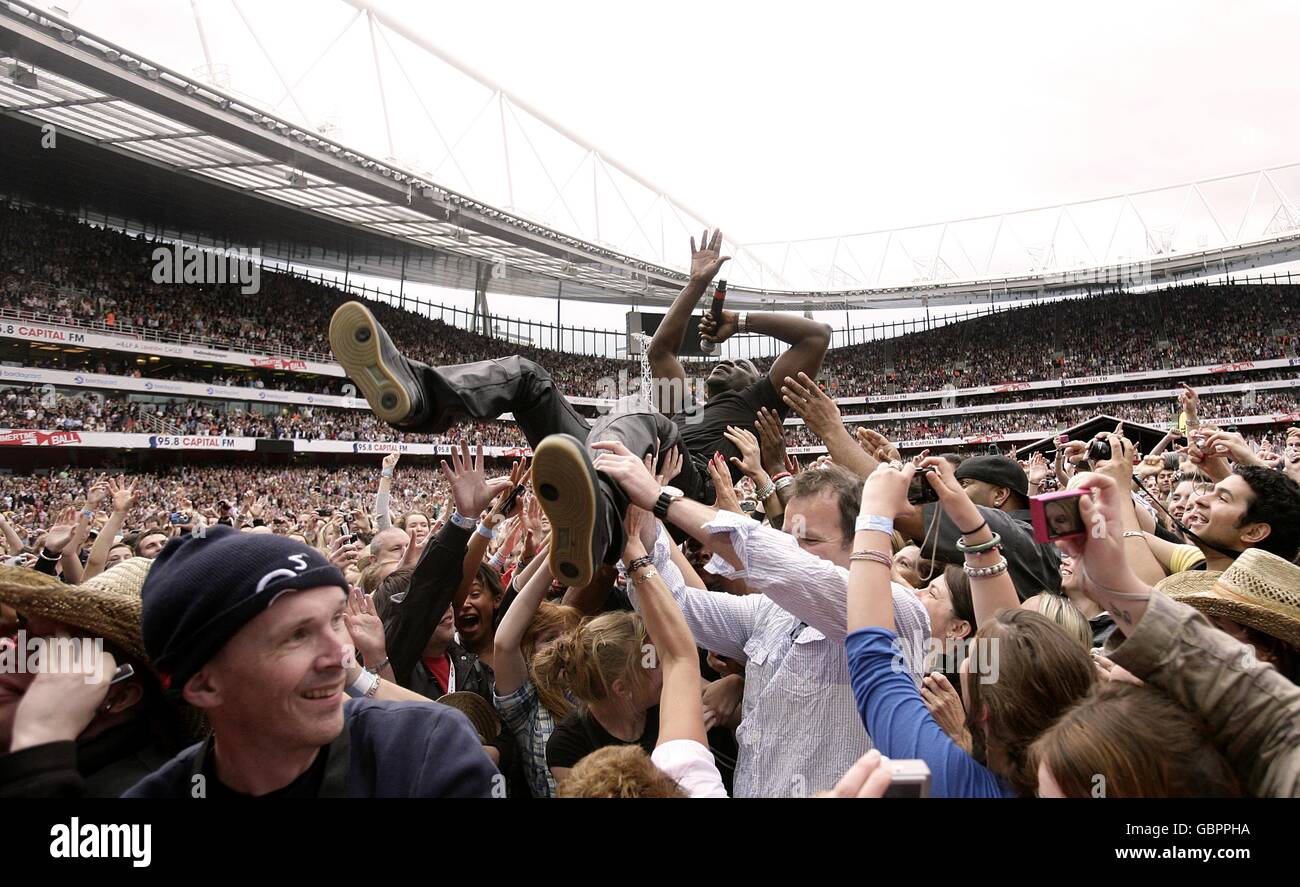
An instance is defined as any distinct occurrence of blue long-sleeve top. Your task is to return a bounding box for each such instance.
[846,627,1015,798]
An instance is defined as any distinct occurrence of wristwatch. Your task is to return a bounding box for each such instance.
[653,485,684,521]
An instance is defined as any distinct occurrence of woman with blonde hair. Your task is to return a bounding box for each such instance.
[1022,592,1093,651]
[493,542,582,798]
[534,607,661,789]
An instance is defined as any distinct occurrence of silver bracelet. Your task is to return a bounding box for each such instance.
[738,312,749,333]
[1123,531,1145,539]
[774,475,795,492]
[754,480,776,500]
[963,558,1009,579]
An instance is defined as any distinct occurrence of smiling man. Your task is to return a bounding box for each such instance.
[1151,466,1300,573]
[123,527,497,798]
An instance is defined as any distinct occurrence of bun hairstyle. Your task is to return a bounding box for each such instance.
[521,601,583,718]
[1030,682,1243,797]
[531,611,651,711]
[964,608,1096,797]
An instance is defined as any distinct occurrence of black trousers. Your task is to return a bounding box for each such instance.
[409,355,708,563]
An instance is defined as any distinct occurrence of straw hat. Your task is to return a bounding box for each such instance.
[436,691,502,745]
[0,558,153,662]
[1155,549,1300,650]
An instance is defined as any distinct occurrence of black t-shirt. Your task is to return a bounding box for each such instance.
[545,705,660,771]
[674,376,786,483]
[200,744,329,799]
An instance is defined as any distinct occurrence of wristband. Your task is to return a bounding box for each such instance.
[774,475,795,493]
[771,471,792,482]
[345,669,380,699]
[449,509,477,531]
[381,469,394,478]
[1122,531,1145,539]
[957,519,988,537]
[80,508,95,520]
[475,522,496,541]
[854,514,894,536]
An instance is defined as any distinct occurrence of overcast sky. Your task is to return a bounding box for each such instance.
[46,0,1300,335]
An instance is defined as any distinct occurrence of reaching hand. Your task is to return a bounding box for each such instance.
[1177,383,1199,418]
[1199,429,1263,467]
[707,454,743,514]
[440,442,513,517]
[85,474,109,510]
[381,452,400,472]
[591,440,662,511]
[622,495,653,562]
[1026,451,1050,486]
[42,508,81,555]
[755,407,789,476]
[689,228,731,283]
[781,372,842,442]
[855,427,901,464]
[723,425,767,483]
[343,587,387,665]
[107,476,136,513]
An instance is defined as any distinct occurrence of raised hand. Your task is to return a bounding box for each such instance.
[85,474,109,510]
[855,427,900,464]
[689,228,730,283]
[755,407,789,476]
[1026,451,1050,486]
[859,462,916,521]
[781,372,842,442]
[657,444,684,487]
[343,587,387,665]
[382,452,400,472]
[591,440,661,511]
[43,507,81,555]
[706,454,743,514]
[722,425,767,482]
[327,535,364,572]
[440,442,513,518]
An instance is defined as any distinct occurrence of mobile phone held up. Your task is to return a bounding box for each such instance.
[1029,489,1087,544]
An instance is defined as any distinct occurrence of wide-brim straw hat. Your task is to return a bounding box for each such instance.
[1156,548,1300,650]
[437,691,501,744]
[0,558,153,662]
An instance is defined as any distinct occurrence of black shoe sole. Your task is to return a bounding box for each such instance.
[328,301,420,427]
[532,435,597,589]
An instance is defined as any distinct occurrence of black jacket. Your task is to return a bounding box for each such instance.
[0,720,176,798]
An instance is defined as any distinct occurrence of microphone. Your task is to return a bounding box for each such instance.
[700,279,727,355]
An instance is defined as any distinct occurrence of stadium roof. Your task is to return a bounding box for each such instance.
[3,0,1300,312]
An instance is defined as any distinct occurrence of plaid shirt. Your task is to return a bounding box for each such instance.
[631,515,929,798]
[492,679,557,799]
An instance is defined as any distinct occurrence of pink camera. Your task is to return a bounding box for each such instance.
[1029,489,1087,543]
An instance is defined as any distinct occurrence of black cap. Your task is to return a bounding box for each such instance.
[954,455,1029,499]
[140,525,347,693]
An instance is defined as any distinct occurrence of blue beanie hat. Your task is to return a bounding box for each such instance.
[140,525,348,692]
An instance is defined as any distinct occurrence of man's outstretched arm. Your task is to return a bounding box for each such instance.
[646,229,729,415]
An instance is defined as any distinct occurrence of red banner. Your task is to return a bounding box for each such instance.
[0,429,83,446]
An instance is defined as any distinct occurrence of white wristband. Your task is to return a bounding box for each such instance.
[476,522,496,540]
[855,514,894,535]
[346,668,380,699]
[449,510,477,530]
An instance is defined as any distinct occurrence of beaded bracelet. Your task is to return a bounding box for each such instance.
[754,480,776,501]
[955,531,1002,554]
[963,558,1009,579]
